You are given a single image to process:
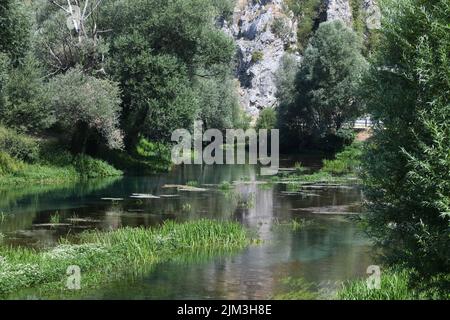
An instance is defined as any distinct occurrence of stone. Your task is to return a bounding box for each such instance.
[222,0,298,117]
[326,0,353,26]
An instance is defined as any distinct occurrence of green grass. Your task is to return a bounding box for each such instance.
[0,219,248,298]
[186,180,199,187]
[338,268,450,300]
[0,127,123,187]
[273,277,319,300]
[294,161,307,174]
[321,142,363,175]
[219,181,232,191]
[49,213,61,225]
[0,149,122,187]
[269,142,363,186]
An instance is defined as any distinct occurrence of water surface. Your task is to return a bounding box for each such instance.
[0,162,373,299]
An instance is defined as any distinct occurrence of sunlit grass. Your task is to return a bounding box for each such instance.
[338,268,450,300]
[0,219,248,298]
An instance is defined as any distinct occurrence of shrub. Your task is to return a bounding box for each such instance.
[255,108,277,130]
[271,17,291,40]
[73,155,123,179]
[251,51,264,63]
[0,126,39,162]
[0,55,52,133]
[321,142,363,175]
[285,0,323,52]
[136,137,172,165]
[47,68,124,151]
[0,151,23,175]
[362,0,450,287]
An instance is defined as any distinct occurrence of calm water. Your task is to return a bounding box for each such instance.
[0,162,373,299]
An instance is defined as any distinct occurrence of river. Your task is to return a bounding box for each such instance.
[0,160,373,299]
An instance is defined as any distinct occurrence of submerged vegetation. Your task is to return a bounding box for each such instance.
[272,141,363,186]
[0,219,248,298]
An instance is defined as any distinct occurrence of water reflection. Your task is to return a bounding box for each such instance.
[0,163,373,299]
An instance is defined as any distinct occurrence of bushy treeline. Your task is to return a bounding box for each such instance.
[361,0,449,294]
[276,20,368,152]
[275,0,449,297]
[0,0,242,175]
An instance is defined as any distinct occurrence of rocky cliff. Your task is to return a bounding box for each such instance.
[222,0,299,117]
[326,0,353,25]
[223,0,380,118]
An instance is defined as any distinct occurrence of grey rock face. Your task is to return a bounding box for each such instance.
[362,0,381,29]
[326,0,353,25]
[223,0,298,117]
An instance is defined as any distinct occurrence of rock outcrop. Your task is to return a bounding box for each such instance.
[326,0,353,25]
[224,0,380,118]
[222,0,298,117]
[362,0,381,30]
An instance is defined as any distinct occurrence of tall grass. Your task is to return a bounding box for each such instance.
[268,141,363,186]
[321,142,363,175]
[0,149,122,187]
[0,219,248,298]
[338,268,449,300]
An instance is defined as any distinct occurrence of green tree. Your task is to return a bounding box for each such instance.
[0,54,51,133]
[0,53,8,113]
[0,0,30,66]
[47,68,123,153]
[275,53,299,106]
[196,74,240,130]
[362,0,450,290]
[33,0,109,74]
[279,20,368,148]
[256,108,277,130]
[102,0,236,148]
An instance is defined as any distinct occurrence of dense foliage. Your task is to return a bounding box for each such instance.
[101,0,237,147]
[0,0,241,176]
[278,20,368,149]
[362,0,450,291]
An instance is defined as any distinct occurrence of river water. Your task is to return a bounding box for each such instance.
[0,161,373,299]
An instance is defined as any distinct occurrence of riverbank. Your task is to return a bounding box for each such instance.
[271,142,363,186]
[0,126,123,187]
[0,151,123,187]
[338,268,450,300]
[0,219,248,299]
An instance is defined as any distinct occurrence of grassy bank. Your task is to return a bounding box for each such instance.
[0,151,122,187]
[0,126,123,187]
[272,142,363,185]
[338,268,450,300]
[0,219,248,298]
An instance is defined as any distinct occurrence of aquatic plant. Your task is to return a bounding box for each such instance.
[274,219,310,231]
[236,193,255,209]
[338,268,449,300]
[186,180,199,187]
[294,162,307,174]
[49,213,60,225]
[0,219,248,298]
[273,277,318,300]
[218,181,232,191]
